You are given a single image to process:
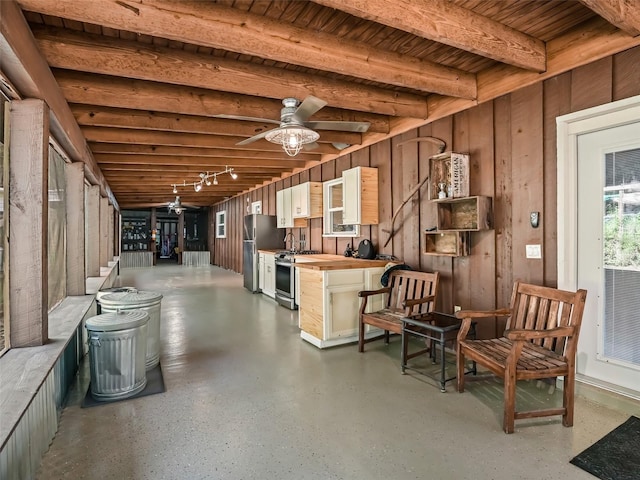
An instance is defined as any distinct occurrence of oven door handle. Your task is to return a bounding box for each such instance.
[275,260,293,267]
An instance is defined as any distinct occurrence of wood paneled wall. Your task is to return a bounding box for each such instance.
[211,46,640,336]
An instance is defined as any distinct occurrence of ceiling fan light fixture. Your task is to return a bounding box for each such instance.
[265,126,319,157]
[171,196,183,215]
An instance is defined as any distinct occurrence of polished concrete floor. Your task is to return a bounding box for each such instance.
[36,265,638,480]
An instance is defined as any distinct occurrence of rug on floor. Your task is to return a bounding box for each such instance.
[81,363,166,408]
[570,415,640,480]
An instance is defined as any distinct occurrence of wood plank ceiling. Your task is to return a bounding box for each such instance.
[4,0,640,209]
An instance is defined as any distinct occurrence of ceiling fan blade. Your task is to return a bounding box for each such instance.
[236,130,271,146]
[214,114,280,125]
[293,96,327,122]
[304,120,370,133]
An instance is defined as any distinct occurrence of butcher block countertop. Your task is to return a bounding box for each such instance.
[257,250,389,270]
[294,259,389,270]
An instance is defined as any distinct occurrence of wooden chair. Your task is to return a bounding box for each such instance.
[358,270,439,352]
[456,281,587,433]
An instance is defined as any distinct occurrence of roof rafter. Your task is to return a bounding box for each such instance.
[16,0,476,97]
[314,0,546,71]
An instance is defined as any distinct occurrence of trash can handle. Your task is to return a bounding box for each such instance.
[89,335,102,347]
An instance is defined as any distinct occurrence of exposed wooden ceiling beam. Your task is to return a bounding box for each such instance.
[89,143,318,161]
[72,105,286,137]
[54,70,391,134]
[83,127,342,154]
[17,0,476,97]
[314,0,546,72]
[35,27,430,117]
[75,110,361,145]
[578,0,640,36]
[0,0,116,205]
[99,163,306,172]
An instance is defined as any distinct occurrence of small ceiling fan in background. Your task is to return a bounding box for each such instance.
[217,96,371,156]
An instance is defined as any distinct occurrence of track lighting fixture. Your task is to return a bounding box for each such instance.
[169,166,237,194]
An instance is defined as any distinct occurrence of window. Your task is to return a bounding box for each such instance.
[48,146,67,311]
[322,178,359,237]
[216,210,226,238]
[0,98,7,355]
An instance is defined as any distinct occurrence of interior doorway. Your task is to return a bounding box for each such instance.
[557,95,640,399]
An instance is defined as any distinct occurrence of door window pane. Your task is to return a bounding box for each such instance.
[602,148,640,367]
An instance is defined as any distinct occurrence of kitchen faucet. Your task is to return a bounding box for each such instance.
[283,232,297,253]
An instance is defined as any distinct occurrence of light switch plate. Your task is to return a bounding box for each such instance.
[526,244,542,259]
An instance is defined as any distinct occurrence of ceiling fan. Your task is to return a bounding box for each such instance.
[217,96,371,156]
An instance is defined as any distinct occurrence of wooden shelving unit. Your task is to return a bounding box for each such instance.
[424,231,470,256]
[122,218,150,251]
[435,196,493,231]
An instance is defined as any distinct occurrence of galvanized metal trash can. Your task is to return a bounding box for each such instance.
[96,287,137,313]
[85,310,149,401]
[98,290,163,370]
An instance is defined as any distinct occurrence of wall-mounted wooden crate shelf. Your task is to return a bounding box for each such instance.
[428,152,469,200]
[424,231,470,256]
[436,196,493,231]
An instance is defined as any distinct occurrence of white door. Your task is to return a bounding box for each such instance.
[576,121,640,396]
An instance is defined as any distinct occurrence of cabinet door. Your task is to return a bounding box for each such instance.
[364,268,386,313]
[325,284,363,339]
[258,254,265,291]
[342,167,361,225]
[265,254,276,296]
[292,183,310,218]
[276,189,293,228]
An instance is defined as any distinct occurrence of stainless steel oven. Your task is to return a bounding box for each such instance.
[275,254,296,310]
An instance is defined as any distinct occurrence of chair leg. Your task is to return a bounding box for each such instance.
[563,372,575,427]
[456,347,465,393]
[384,330,390,345]
[358,317,365,353]
[503,370,517,434]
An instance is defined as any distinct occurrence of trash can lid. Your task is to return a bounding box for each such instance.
[86,310,149,332]
[96,286,137,301]
[98,290,163,307]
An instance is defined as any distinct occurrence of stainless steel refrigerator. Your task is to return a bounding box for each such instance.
[243,214,282,292]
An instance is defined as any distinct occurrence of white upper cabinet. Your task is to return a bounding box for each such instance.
[277,182,322,228]
[276,188,293,228]
[342,166,379,226]
[291,182,323,219]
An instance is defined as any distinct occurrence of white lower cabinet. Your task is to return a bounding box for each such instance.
[261,252,276,298]
[299,266,385,348]
[258,253,265,291]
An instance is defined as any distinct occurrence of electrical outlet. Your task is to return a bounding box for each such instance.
[454,305,462,313]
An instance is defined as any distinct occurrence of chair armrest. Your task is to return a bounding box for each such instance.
[505,326,575,341]
[403,295,435,309]
[358,287,390,298]
[455,308,511,320]
[456,308,510,342]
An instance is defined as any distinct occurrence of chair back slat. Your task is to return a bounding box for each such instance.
[384,270,438,315]
[505,282,587,356]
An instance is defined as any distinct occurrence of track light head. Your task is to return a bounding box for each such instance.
[194,182,202,192]
[230,171,238,180]
[213,174,218,185]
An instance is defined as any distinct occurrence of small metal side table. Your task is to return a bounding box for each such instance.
[401,312,476,392]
